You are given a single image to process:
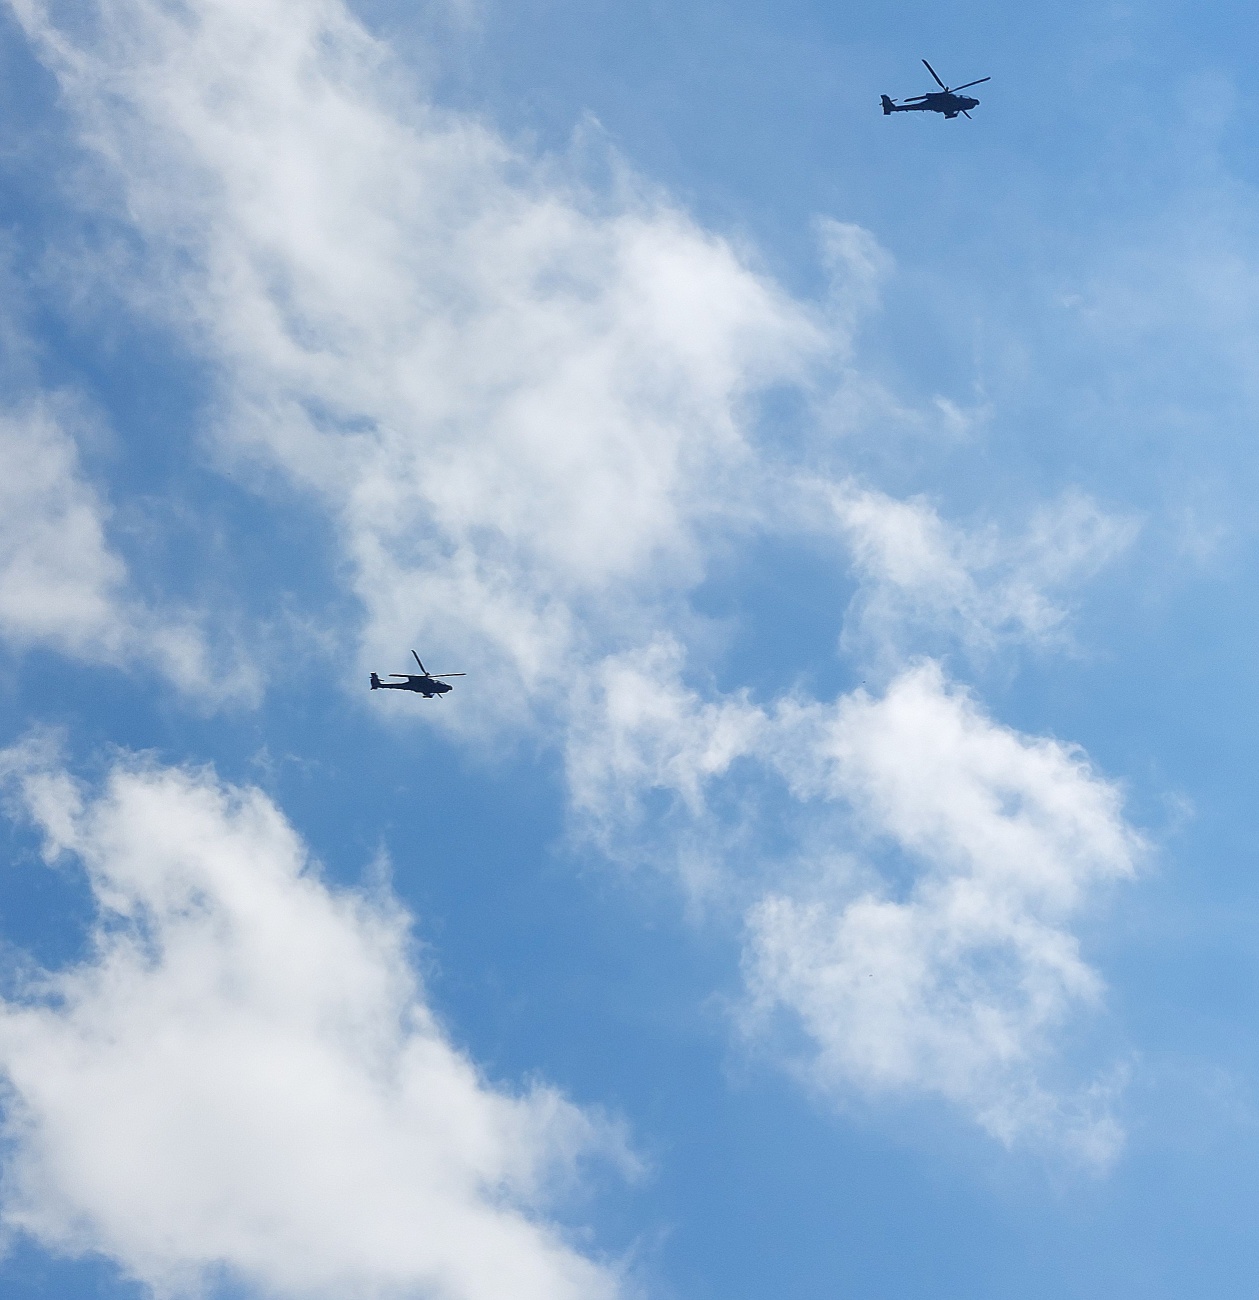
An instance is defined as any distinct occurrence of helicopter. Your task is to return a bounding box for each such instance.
[370,651,465,698]
[881,60,989,119]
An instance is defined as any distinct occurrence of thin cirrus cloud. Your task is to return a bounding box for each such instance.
[0,740,629,1300]
[570,655,1143,1160]
[825,480,1139,666]
[0,399,255,700]
[9,0,1142,1162]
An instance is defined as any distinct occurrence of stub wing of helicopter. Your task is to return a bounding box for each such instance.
[882,59,989,119]
[369,650,466,697]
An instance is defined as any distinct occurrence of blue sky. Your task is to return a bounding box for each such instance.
[0,0,1258,1297]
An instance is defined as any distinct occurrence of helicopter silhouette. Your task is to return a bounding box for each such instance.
[882,60,989,120]
[370,651,465,698]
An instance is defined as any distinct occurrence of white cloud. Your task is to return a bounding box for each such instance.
[570,654,1142,1158]
[754,663,1141,1161]
[0,402,129,654]
[815,218,893,353]
[568,639,765,826]
[0,400,252,700]
[10,0,828,731]
[565,638,770,900]
[825,481,1138,665]
[0,743,626,1300]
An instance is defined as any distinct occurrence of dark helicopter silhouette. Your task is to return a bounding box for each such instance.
[370,651,465,698]
[882,60,989,120]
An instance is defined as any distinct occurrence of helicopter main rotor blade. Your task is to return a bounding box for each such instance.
[950,77,990,92]
[429,673,466,678]
[902,94,931,102]
[962,109,973,119]
[412,650,426,672]
[922,59,948,90]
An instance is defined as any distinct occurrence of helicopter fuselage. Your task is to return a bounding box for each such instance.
[881,92,979,118]
[370,673,452,697]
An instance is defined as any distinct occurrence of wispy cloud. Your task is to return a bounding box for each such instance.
[0,398,256,700]
[570,652,1142,1159]
[824,481,1138,666]
[0,741,628,1300]
[11,0,827,733]
[751,663,1142,1164]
